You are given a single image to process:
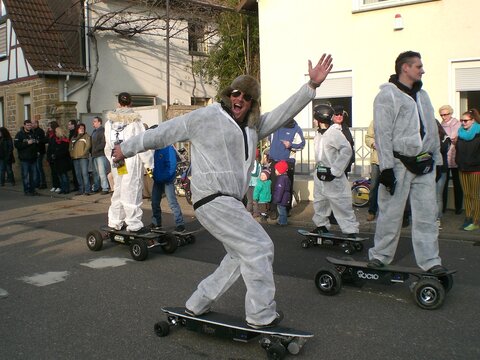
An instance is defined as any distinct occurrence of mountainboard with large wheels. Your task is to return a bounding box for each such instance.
[154,307,313,359]
[151,228,197,247]
[297,229,367,254]
[85,226,178,261]
[315,256,456,310]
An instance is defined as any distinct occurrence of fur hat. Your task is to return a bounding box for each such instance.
[275,160,289,175]
[220,75,261,129]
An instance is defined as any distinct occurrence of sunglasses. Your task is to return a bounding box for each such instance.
[440,113,450,117]
[334,113,343,116]
[230,90,253,102]
[460,118,472,123]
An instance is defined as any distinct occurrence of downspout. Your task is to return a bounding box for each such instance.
[64,75,70,101]
[84,0,90,73]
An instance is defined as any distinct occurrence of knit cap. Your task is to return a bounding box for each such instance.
[261,169,271,179]
[275,160,288,175]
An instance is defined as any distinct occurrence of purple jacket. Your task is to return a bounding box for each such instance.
[272,174,291,206]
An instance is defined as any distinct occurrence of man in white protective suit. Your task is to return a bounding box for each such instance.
[105,92,154,233]
[310,104,359,237]
[112,54,333,329]
[367,51,448,275]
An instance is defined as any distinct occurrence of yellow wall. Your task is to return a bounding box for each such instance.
[258,0,480,126]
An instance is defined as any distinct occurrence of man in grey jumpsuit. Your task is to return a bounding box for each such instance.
[368,51,448,275]
[112,54,333,328]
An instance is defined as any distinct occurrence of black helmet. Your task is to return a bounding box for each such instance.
[313,104,334,124]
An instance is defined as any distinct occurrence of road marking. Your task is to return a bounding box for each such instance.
[0,288,8,298]
[81,257,132,269]
[19,271,70,287]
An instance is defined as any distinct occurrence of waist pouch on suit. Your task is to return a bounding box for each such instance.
[393,151,434,175]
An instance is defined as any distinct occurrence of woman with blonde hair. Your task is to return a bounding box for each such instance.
[53,127,71,194]
[455,108,480,230]
[439,104,463,214]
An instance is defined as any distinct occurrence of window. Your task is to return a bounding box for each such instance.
[130,95,156,107]
[191,97,210,106]
[352,0,440,12]
[23,94,31,121]
[0,97,4,127]
[0,20,6,58]
[188,22,208,55]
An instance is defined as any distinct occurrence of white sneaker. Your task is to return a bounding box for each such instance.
[55,188,61,193]
[50,187,56,192]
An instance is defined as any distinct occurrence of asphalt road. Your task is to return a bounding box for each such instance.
[1,188,479,360]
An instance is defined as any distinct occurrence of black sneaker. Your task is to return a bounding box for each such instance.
[184,307,211,317]
[175,225,186,232]
[428,265,448,276]
[367,258,384,268]
[129,226,150,234]
[247,311,284,329]
[312,226,329,234]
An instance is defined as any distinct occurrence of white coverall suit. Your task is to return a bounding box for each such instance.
[120,83,316,325]
[104,108,153,232]
[312,124,359,234]
[369,82,443,270]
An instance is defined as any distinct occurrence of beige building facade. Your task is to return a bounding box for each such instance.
[256,0,480,200]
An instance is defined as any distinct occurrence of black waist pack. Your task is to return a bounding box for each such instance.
[316,165,335,181]
[394,151,434,175]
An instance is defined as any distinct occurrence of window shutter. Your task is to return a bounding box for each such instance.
[455,67,480,91]
[315,76,352,97]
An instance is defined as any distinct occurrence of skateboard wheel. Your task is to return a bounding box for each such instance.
[187,235,196,244]
[286,337,307,355]
[130,239,148,261]
[438,273,454,293]
[154,321,170,337]
[301,239,310,249]
[86,230,103,251]
[353,242,363,252]
[413,278,445,310]
[161,233,178,254]
[265,342,286,360]
[315,268,342,295]
[343,244,355,255]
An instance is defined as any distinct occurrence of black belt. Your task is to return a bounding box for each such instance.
[193,193,242,211]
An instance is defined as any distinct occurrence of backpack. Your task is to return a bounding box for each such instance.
[153,146,177,183]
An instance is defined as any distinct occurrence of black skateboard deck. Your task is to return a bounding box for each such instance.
[85,226,178,261]
[155,307,313,358]
[151,228,197,246]
[297,229,366,254]
[315,257,456,310]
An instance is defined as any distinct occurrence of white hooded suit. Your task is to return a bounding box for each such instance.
[105,108,153,232]
[369,82,443,270]
[120,83,316,325]
[312,124,359,233]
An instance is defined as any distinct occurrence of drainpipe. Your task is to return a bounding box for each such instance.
[84,0,90,73]
[64,75,70,101]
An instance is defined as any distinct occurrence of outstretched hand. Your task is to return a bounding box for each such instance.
[308,54,333,86]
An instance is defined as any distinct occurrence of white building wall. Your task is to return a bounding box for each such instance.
[71,1,217,115]
[258,0,480,126]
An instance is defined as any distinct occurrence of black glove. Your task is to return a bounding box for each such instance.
[316,166,335,182]
[379,168,396,195]
[435,166,443,182]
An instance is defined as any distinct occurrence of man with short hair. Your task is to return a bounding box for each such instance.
[368,51,447,275]
[112,54,333,329]
[14,120,38,195]
[91,116,110,194]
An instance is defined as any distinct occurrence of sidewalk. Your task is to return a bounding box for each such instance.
[3,183,479,242]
